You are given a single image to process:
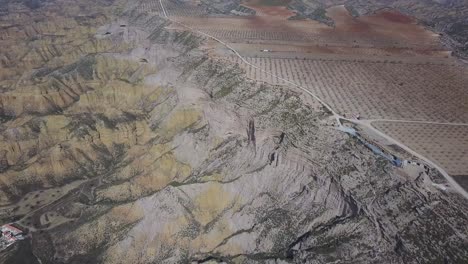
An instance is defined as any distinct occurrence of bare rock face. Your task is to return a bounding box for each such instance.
[0,0,468,264]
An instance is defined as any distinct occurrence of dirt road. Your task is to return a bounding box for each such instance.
[158,0,468,200]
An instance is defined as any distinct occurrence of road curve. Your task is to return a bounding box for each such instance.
[344,118,468,200]
[157,0,468,200]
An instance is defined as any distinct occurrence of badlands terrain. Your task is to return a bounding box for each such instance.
[0,0,468,263]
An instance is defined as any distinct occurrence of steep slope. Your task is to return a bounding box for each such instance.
[0,0,467,264]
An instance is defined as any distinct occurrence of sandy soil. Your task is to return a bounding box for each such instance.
[162,1,468,183]
[242,0,295,18]
[373,122,468,176]
[171,4,441,53]
[325,6,439,48]
[229,43,450,58]
[229,56,468,122]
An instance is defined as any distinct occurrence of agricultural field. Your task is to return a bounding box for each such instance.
[373,122,468,187]
[228,56,468,122]
[134,0,164,14]
[135,0,207,16]
[169,3,442,50]
[158,0,468,191]
[228,43,452,59]
[162,0,207,16]
[2,0,468,262]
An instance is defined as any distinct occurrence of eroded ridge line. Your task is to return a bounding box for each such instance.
[159,0,339,122]
[157,0,468,200]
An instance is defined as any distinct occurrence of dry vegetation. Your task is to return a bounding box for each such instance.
[1,0,468,262]
[161,0,468,190]
[229,56,468,122]
[135,0,207,16]
[373,121,468,179]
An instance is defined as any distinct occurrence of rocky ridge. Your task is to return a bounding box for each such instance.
[0,0,467,263]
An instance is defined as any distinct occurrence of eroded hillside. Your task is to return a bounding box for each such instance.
[0,0,468,263]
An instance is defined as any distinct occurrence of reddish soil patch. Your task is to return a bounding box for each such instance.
[256,7,295,17]
[242,0,295,18]
[378,10,414,24]
[174,3,442,56]
[322,5,439,50]
[326,6,371,33]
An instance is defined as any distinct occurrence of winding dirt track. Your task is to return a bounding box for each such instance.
[158,0,468,200]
